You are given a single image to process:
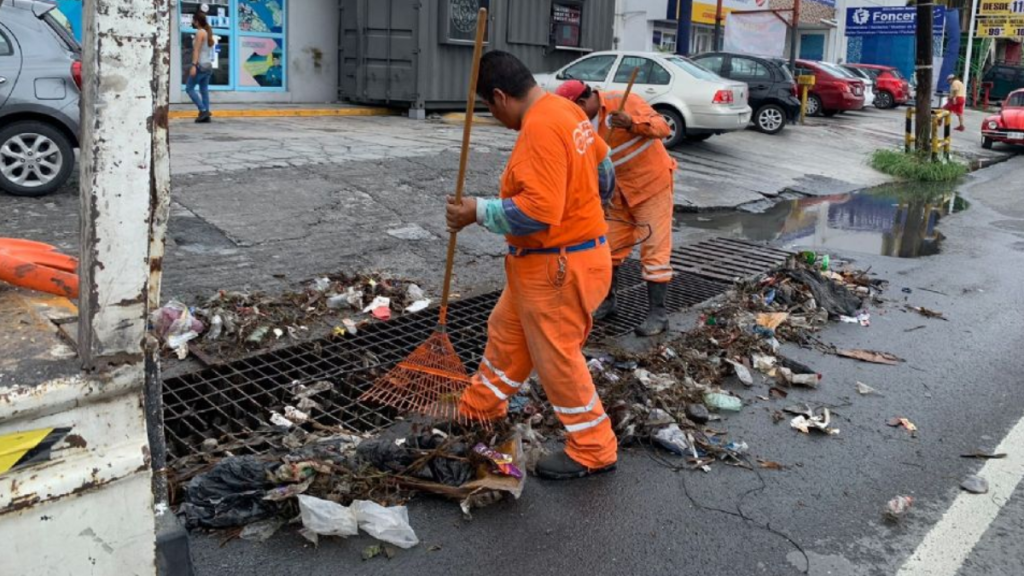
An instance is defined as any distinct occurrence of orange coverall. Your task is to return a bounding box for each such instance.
[598,91,677,283]
[458,94,617,469]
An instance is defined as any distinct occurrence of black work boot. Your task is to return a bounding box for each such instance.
[635,281,669,337]
[592,267,620,321]
[536,450,616,480]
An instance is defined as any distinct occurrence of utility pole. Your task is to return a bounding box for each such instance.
[789,0,802,72]
[963,0,981,95]
[713,0,724,52]
[676,0,694,56]
[833,0,848,62]
[915,0,934,154]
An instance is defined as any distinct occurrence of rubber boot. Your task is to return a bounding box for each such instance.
[634,281,669,337]
[536,449,616,480]
[592,266,620,321]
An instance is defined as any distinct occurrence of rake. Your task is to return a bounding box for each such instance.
[359,8,489,425]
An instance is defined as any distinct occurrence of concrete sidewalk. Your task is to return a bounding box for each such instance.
[168,102,396,120]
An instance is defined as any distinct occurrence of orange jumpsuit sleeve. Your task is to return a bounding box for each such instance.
[624,94,671,140]
[506,125,569,225]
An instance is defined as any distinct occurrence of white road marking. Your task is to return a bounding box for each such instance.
[897,414,1024,576]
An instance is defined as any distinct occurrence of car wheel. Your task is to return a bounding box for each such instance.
[0,121,75,197]
[805,95,823,117]
[754,104,786,134]
[982,136,993,150]
[875,91,894,109]
[658,107,686,148]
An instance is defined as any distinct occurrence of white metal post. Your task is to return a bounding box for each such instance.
[963,0,980,94]
[833,0,847,63]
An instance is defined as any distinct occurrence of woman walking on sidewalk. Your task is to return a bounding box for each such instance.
[185,11,214,123]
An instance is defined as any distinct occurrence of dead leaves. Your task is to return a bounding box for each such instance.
[836,349,904,365]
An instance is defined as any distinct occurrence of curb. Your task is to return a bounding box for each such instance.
[439,112,503,127]
[168,107,396,120]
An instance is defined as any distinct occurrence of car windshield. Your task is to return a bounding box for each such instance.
[844,67,869,80]
[665,56,722,81]
[822,63,857,79]
[887,68,905,79]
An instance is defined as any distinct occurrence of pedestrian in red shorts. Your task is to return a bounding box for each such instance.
[945,74,966,131]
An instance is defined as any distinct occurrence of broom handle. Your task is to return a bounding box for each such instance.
[604,67,638,143]
[439,7,487,325]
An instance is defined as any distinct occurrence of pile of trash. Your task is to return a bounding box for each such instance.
[176,423,527,548]
[511,254,886,467]
[151,273,432,360]
[169,255,887,545]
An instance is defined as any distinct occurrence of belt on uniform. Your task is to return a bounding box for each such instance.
[508,236,606,256]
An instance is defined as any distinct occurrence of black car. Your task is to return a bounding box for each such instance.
[691,52,802,134]
[982,63,1024,103]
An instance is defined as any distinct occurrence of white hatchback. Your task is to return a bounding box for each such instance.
[534,51,752,148]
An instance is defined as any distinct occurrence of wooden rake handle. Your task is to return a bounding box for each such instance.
[438,7,487,323]
[603,66,639,143]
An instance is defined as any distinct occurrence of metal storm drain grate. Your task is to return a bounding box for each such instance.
[162,237,789,459]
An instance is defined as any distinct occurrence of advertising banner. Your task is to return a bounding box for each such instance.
[722,12,789,57]
[845,6,945,36]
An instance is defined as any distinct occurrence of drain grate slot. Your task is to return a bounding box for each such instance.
[163,237,789,459]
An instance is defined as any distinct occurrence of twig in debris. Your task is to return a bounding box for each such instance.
[904,325,926,333]
[905,305,947,321]
[916,287,949,296]
[960,452,1007,460]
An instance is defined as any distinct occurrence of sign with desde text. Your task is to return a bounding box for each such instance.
[979,0,1024,16]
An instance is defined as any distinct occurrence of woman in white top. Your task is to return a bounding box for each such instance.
[185,11,214,123]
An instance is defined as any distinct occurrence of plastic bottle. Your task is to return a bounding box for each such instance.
[703,392,743,412]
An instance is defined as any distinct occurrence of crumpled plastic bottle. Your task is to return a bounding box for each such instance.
[703,392,742,412]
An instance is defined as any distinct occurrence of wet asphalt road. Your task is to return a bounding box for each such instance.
[188,156,1024,576]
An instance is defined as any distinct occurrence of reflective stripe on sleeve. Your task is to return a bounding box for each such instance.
[610,136,643,155]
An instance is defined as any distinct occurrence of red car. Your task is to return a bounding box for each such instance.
[981,89,1024,149]
[846,64,911,109]
[795,60,865,116]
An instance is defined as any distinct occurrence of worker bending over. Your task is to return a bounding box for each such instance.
[445,51,618,480]
[555,79,677,336]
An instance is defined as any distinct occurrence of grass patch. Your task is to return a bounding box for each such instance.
[870,149,968,182]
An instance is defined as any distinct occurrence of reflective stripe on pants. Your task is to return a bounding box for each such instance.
[607,177,675,283]
[458,243,617,469]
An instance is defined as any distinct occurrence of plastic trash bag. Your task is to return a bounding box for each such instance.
[150,300,205,356]
[297,495,359,538]
[351,500,419,549]
[181,456,279,529]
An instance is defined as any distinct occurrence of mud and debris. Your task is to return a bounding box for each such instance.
[169,255,894,547]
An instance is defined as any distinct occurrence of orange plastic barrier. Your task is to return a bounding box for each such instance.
[0,239,79,299]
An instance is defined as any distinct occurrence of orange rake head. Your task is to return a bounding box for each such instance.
[359,326,481,424]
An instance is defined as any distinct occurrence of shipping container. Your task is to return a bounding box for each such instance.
[338,0,616,114]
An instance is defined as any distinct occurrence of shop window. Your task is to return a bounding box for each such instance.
[551,3,583,48]
[179,0,287,92]
[614,56,670,86]
[441,0,490,45]
[558,54,616,82]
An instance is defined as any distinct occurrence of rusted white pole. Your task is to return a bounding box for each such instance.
[79,0,171,371]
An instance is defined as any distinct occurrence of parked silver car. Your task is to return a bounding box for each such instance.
[0,0,81,196]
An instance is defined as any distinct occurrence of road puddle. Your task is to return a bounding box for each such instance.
[675,181,968,258]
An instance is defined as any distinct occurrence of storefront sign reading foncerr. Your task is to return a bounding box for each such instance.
[845,6,946,36]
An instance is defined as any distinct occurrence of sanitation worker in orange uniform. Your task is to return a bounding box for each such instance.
[555,80,677,336]
[445,52,618,480]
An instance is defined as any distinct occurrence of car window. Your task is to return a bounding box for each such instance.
[1008,92,1024,107]
[559,55,617,82]
[731,58,771,80]
[862,68,880,80]
[695,55,726,75]
[665,56,721,81]
[613,56,671,85]
[886,68,904,79]
[821,63,855,78]
[0,30,11,57]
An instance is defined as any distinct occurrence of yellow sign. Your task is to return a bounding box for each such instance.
[979,0,1024,16]
[976,16,1024,37]
[692,2,733,25]
[798,74,816,86]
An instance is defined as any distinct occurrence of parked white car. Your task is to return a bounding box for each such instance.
[534,51,752,147]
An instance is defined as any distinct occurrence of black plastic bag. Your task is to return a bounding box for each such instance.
[181,456,280,529]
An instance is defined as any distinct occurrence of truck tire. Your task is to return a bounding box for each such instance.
[0,121,75,197]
